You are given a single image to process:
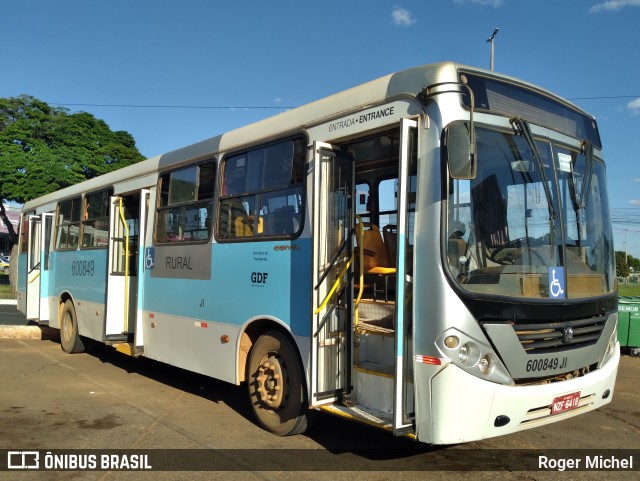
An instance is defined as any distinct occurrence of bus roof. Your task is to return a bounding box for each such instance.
[22,61,593,212]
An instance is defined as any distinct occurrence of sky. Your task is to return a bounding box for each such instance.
[2,0,640,257]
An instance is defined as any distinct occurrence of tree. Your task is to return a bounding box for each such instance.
[616,251,630,278]
[0,95,145,242]
[616,251,640,278]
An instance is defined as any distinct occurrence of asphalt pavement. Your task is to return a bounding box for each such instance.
[0,300,28,325]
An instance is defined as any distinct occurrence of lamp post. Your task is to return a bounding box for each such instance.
[486,28,499,71]
[625,229,628,265]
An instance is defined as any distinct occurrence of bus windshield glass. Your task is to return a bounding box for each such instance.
[446,126,615,300]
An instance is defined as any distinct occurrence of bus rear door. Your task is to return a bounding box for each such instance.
[105,190,149,354]
[25,213,53,321]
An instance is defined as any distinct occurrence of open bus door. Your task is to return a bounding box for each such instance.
[25,213,53,321]
[392,118,418,434]
[105,190,149,354]
[25,213,52,321]
[25,215,41,320]
[310,142,354,406]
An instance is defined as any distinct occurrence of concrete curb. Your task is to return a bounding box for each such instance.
[0,325,60,341]
[0,298,55,340]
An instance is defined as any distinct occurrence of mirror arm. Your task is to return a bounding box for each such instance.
[420,81,476,161]
[460,83,476,164]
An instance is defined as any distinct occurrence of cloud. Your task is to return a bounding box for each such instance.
[590,0,640,13]
[630,199,640,205]
[391,6,416,26]
[628,98,640,115]
[453,0,504,7]
[274,97,283,103]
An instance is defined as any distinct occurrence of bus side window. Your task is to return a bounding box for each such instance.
[55,197,82,250]
[82,188,112,248]
[156,161,215,243]
[217,138,305,240]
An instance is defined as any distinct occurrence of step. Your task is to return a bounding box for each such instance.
[319,403,393,430]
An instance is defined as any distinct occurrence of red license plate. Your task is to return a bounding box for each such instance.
[551,391,581,415]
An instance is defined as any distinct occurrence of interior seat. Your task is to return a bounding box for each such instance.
[355,221,396,301]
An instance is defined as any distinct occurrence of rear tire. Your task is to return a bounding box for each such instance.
[247,330,310,436]
[60,300,88,354]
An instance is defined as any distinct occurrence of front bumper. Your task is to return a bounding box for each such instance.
[416,344,620,444]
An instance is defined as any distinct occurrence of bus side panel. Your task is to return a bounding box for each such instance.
[141,238,312,384]
[49,249,108,340]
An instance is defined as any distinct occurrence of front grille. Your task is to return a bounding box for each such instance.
[513,315,607,354]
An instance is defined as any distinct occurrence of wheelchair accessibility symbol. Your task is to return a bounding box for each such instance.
[145,247,155,270]
[549,267,565,299]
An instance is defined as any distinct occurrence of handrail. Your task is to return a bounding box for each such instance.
[28,261,42,284]
[353,215,365,365]
[118,198,130,335]
[314,227,354,291]
[28,262,42,274]
[354,215,365,316]
[314,254,353,315]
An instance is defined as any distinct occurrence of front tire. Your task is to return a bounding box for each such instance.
[60,300,89,354]
[247,330,309,436]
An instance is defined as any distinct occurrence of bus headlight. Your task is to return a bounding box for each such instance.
[444,335,459,349]
[478,355,492,375]
[599,321,618,367]
[458,343,469,363]
[458,342,480,367]
[436,329,512,384]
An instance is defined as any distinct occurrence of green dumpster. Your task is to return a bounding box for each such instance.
[618,296,640,355]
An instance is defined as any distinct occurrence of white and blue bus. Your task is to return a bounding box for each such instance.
[18,62,619,444]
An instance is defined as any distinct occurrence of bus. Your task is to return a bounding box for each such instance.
[17,62,619,444]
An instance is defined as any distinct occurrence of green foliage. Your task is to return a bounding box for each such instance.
[616,251,640,278]
[0,95,144,204]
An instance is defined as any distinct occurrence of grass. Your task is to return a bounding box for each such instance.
[618,283,640,297]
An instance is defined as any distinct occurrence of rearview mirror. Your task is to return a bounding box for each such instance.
[446,122,477,179]
[510,160,535,173]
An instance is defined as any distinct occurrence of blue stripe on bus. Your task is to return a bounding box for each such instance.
[49,250,108,305]
[142,239,313,337]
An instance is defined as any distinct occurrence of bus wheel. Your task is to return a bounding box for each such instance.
[60,300,87,354]
[247,330,309,436]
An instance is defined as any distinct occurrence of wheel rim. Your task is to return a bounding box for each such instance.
[61,311,72,343]
[255,353,289,412]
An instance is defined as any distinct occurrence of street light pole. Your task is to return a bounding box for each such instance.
[486,28,499,71]
[625,229,628,265]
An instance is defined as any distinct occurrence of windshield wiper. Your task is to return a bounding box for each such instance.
[579,140,594,210]
[568,140,594,245]
[509,118,557,222]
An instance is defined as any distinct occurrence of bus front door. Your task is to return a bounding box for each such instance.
[391,118,418,434]
[310,142,354,406]
[105,190,148,353]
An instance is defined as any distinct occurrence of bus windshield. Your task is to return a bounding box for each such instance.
[446,125,615,300]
